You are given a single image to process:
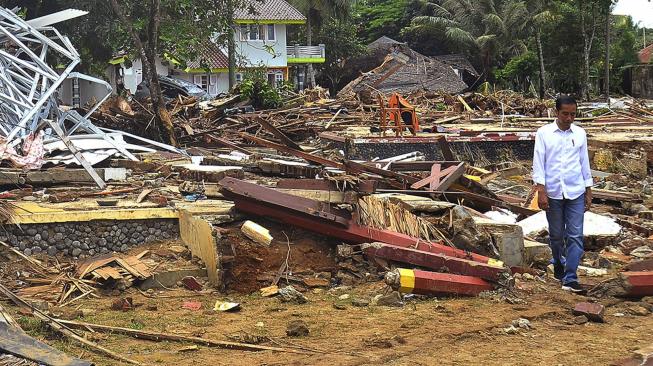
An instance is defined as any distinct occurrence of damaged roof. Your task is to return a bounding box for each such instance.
[639,43,653,64]
[432,54,479,77]
[234,0,306,23]
[338,46,468,97]
[185,42,229,70]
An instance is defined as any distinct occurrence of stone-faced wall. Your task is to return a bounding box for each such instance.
[1,219,179,259]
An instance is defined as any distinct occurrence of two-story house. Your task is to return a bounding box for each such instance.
[111,0,325,99]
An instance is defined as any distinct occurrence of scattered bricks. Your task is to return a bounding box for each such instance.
[572,302,605,323]
[362,242,505,281]
[385,268,493,297]
[181,276,203,291]
[625,258,653,272]
[600,251,633,265]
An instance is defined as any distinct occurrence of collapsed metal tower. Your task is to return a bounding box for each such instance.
[0,7,154,188]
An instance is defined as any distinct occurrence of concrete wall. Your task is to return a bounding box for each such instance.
[58,67,113,106]
[236,24,287,67]
[170,71,230,95]
[123,58,171,93]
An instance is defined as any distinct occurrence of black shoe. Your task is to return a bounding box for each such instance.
[561,281,584,293]
[553,265,564,281]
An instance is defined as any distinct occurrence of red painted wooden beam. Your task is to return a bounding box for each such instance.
[219,177,500,266]
[622,271,653,297]
[386,268,494,296]
[362,242,505,281]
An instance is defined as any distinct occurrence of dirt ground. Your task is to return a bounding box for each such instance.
[8,274,652,366]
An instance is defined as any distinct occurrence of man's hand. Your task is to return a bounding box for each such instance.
[585,188,592,211]
[536,185,548,211]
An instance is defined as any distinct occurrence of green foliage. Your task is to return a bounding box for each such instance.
[315,17,366,92]
[494,51,538,86]
[239,67,283,109]
[356,0,419,43]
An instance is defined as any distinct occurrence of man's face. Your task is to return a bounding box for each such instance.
[556,103,577,127]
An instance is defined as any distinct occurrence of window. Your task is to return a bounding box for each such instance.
[267,73,275,85]
[239,25,248,41]
[239,25,265,41]
[266,24,275,41]
[275,73,284,87]
[235,73,243,83]
[200,75,209,92]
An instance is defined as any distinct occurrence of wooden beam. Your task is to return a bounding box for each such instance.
[254,116,303,151]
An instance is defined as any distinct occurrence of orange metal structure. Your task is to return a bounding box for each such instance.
[378,93,420,137]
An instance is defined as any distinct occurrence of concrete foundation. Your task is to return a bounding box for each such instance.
[1,219,179,259]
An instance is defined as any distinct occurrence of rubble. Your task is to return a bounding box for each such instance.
[0,7,651,365]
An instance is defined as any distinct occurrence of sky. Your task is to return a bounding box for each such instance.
[613,0,653,27]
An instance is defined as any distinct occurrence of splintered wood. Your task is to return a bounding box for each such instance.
[179,210,220,285]
[357,195,445,243]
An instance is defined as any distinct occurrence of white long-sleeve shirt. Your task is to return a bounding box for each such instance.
[532,121,593,200]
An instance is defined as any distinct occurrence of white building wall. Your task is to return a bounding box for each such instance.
[123,58,171,93]
[236,24,287,67]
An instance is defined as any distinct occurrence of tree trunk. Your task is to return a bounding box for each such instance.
[110,0,177,146]
[227,0,236,90]
[535,28,546,99]
[306,17,316,88]
[604,6,610,104]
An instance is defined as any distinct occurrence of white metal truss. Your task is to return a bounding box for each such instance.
[0,8,184,188]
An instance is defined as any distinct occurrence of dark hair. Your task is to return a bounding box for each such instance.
[555,95,577,110]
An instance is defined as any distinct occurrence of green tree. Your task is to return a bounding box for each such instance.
[314,17,366,94]
[410,0,531,79]
[289,0,356,88]
[356,0,419,43]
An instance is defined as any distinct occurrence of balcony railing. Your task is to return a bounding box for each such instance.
[287,44,325,64]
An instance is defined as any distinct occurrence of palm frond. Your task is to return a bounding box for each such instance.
[445,26,475,45]
[482,13,505,35]
[412,15,458,28]
[476,33,497,48]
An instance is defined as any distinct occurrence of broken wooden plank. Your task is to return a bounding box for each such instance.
[54,319,310,354]
[0,284,139,365]
[241,133,344,169]
[255,117,303,151]
[431,162,466,191]
[411,164,457,190]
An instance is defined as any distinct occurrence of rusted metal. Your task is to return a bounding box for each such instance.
[385,268,494,296]
[362,242,505,281]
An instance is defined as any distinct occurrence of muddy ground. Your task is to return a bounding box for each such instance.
[8,273,652,366]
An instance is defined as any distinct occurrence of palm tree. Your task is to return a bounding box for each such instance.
[411,0,530,79]
[526,0,556,99]
[289,0,355,88]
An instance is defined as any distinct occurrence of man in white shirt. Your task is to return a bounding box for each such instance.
[532,95,592,293]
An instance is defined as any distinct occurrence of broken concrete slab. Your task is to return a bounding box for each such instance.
[473,217,524,267]
[590,271,653,298]
[518,211,622,237]
[523,240,552,266]
[139,268,208,290]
